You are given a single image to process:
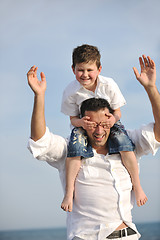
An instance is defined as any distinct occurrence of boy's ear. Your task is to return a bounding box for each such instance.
[72,65,75,74]
[99,65,102,74]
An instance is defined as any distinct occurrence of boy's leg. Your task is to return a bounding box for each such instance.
[61,127,93,212]
[109,121,147,207]
[61,156,81,212]
[120,151,148,207]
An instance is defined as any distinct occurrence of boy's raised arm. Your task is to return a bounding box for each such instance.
[27,66,47,141]
[133,55,160,142]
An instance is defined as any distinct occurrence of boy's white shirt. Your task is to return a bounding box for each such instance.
[61,75,126,117]
[28,122,160,240]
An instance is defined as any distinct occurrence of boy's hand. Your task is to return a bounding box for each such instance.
[104,113,116,128]
[133,55,156,89]
[27,66,47,95]
[80,116,96,130]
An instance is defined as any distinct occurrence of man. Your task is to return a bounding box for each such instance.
[27,55,160,240]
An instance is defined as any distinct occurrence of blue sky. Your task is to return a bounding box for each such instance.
[0,0,160,231]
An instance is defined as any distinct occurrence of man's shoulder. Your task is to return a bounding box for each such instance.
[28,127,68,169]
[127,123,160,158]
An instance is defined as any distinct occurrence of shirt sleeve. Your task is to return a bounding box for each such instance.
[104,78,126,110]
[27,127,68,170]
[61,94,79,116]
[127,122,160,158]
[61,81,80,116]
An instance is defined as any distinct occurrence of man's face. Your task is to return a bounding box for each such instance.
[84,108,110,151]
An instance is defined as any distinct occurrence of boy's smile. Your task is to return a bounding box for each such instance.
[72,61,102,92]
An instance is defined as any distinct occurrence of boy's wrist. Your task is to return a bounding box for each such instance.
[79,118,84,128]
[71,117,83,128]
[113,115,119,123]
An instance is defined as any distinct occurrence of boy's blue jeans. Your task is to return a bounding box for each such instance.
[67,121,135,158]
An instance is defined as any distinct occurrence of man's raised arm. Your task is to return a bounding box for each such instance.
[133,55,160,142]
[27,66,47,141]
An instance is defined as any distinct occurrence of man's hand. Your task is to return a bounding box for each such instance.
[133,55,156,89]
[27,66,46,95]
[134,55,160,142]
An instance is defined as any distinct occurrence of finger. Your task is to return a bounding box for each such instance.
[86,120,94,125]
[27,70,34,77]
[30,65,35,69]
[32,67,38,78]
[34,66,38,73]
[147,56,152,67]
[40,72,46,81]
[27,66,37,76]
[92,122,97,127]
[133,67,140,80]
[105,113,112,119]
[139,56,145,70]
[147,56,155,69]
[142,55,149,67]
[87,122,96,127]
[106,113,112,116]
[83,116,91,120]
[29,65,36,72]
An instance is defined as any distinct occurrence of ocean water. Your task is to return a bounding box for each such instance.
[0,228,66,240]
[0,222,160,240]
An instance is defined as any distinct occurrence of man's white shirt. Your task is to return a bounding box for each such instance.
[28,123,160,240]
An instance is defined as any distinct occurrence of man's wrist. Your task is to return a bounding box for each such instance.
[145,85,157,94]
[34,92,45,98]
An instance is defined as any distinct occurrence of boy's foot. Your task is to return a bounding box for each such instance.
[133,186,148,207]
[61,195,73,212]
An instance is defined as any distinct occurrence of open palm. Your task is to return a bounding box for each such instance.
[27,66,46,95]
[133,55,156,88]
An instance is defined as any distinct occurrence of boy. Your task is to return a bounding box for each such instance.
[61,44,147,212]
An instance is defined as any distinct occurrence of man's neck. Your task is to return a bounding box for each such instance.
[94,145,108,155]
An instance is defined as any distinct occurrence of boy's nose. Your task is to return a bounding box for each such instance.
[82,70,88,77]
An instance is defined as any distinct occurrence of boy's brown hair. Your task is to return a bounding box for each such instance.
[72,44,101,69]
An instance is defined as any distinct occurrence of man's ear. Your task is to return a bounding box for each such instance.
[72,65,75,74]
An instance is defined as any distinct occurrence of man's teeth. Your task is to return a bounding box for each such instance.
[95,135,103,139]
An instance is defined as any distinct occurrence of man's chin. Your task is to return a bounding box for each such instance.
[94,139,106,147]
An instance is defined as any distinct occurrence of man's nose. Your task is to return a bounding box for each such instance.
[95,125,104,134]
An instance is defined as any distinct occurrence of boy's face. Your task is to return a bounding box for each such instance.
[72,61,102,91]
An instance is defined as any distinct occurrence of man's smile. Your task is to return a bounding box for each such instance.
[93,133,105,141]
